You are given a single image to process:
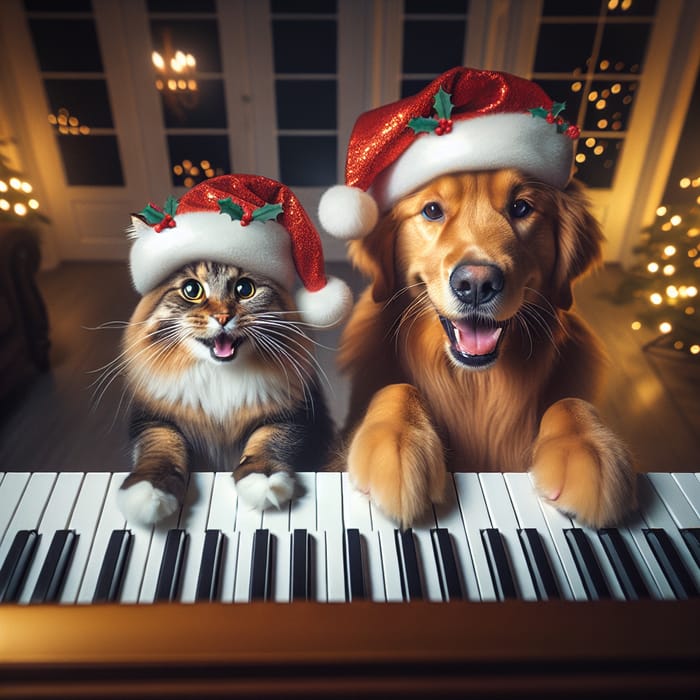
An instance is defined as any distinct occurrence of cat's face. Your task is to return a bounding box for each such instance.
[125,261,304,370]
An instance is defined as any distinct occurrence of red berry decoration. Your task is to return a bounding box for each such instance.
[566,124,581,139]
[546,112,555,124]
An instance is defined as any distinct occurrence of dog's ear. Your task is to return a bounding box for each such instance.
[347,214,397,303]
[552,180,604,310]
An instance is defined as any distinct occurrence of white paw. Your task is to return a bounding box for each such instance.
[116,480,179,526]
[235,472,295,510]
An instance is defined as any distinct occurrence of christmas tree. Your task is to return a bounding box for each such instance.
[0,138,46,225]
[609,178,700,357]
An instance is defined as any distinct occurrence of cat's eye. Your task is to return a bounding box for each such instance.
[180,279,205,303]
[422,202,444,221]
[235,278,256,299]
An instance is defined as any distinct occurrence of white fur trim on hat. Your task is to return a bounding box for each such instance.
[372,112,574,214]
[128,212,295,295]
[318,184,379,240]
[296,274,353,328]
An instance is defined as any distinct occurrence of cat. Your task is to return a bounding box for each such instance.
[116,260,334,526]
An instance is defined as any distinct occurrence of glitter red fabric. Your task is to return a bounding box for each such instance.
[176,174,327,292]
[345,67,557,191]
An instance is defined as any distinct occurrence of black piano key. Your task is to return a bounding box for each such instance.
[644,528,699,599]
[598,528,650,600]
[93,529,132,603]
[680,528,700,567]
[518,528,561,601]
[344,528,366,601]
[195,529,224,602]
[0,530,39,603]
[290,529,310,602]
[249,529,271,602]
[154,529,188,602]
[564,528,611,600]
[481,528,518,600]
[30,530,78,604]
[395,529,423,601]
[430,528,463,601]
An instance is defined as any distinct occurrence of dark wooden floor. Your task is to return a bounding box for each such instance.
[1,260,698,473]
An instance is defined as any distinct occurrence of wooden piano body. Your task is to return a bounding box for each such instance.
[1,470,699,698]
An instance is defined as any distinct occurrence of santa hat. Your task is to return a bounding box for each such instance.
[319,66,580,240]
[128,174,352,328]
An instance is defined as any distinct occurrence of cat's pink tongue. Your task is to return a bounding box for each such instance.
[452,319,502,356]
[213,334,236,359]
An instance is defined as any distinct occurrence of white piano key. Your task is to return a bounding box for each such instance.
[433,476,479,600]
[178,472,216,603]
[504,473,573,599]
[636,475,700,590]
[290,473,317,531]
[316,472,345,602]
[0,473,31,548]
[206,472,239,602]
[309,530,327,602]
[261,498,291,603]
[0,473,56,566]
[368,503,404,602]
[341,474,384,601]
[647,473,700,529]
[233,529,254,603]
[672,473,700,519]
[18,473,83,604]
[60,472,112,603]
[452,473,497,601]
[479,473,537,601]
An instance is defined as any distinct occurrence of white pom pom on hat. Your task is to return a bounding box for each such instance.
[319,66,579,240]
[127,174,352,328]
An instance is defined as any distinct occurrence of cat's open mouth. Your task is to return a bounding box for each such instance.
[199,332,243,362]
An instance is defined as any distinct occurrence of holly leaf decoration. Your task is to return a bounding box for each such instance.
[218,197,245,221]
[164,195,179,216]
[408,116,439,133]
[252,203,283,223]
[551,101,567,118]
[529,106,549,119]
[138,202,166,225]
[433,87,453,120]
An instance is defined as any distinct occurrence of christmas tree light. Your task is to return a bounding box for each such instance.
[0,138,46,225]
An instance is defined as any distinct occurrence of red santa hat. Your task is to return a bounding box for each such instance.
[128,174,352,328]
[319,66,580,240]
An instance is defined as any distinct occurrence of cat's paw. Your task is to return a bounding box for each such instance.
[235,471,295,510]
[117,480,180,526]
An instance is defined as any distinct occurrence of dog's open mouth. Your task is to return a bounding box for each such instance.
[439,315,507,368]
[198,332,244,362]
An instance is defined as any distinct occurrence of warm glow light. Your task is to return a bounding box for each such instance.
[663,264,675,275]
[596,99,607,110]
[659,322,672,334]
[661,222,672,232]
[28,199,39,209]
[664,245,676,256]
[647,262,659,273]
[670,215,682,226]
[20,181,32,193]
[0,199,9,211]
[9,177,21,190]
[690,345,700,355]
[650,293,663,305]
[575,153,586,163]
[0,181,7,193]
[631,321,642,330]
[608,0,619,9]
[13,203,27,216]
[585,137,596,147]
[611,83,621,94]
[152,51,165,70]
[674,341,684,350]
[656,205,667,217]
[594,145,604,155]
[692,178,700,188]
[680,177,691,188]
[687,286,698,297]
[666,285,679,298]
[571,81,582,92]
[597,119,608,129]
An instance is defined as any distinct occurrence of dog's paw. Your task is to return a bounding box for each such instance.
[347,383,446,527]
[235,471,295,510]
[530,398,637,527]
[117,480,180,526]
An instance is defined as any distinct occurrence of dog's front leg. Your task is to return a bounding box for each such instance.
[346,383,446,526]
[529,398,637,527]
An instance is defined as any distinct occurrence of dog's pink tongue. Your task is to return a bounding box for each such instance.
[213,334,236,358]
[452,320,502,356]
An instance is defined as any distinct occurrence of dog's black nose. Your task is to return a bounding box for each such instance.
[449,263,504,307]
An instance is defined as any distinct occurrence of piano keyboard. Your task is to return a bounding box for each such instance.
[1,470,699,606]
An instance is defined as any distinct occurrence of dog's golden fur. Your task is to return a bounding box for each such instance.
[339,170,636,527]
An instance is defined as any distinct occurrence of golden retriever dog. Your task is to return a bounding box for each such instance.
[336,169,636,528]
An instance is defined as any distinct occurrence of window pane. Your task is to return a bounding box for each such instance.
[44,79,113,129]
[606,0,656,16]
[28,19,103,72]
[276,80,336,129]
[272,20,336,74]
[159,79,227,129]
[147,0,216,11]
[56,135,123,186]
[574,137,622,188]
[270,0,337,12]
[534,23,596,73]
[532,79,584,124]
[278,136,336,187]
[541,0,601,16]
[24,0,92,11]
[167,135,230,188]
[582,80,638,132]
[401,78,434,98]
[150,20,222,73]
[402,20,466,74]
[597,23,650,73]
[405,0,469,13]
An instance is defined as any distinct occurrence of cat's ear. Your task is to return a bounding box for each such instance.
[127,214,152,240]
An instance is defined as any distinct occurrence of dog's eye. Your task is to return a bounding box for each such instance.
[421,202,444,221]
[510,199,533,219]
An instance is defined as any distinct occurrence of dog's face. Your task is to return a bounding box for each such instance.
[350,169,603,370]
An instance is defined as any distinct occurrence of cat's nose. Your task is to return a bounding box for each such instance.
[213,313,231,327]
